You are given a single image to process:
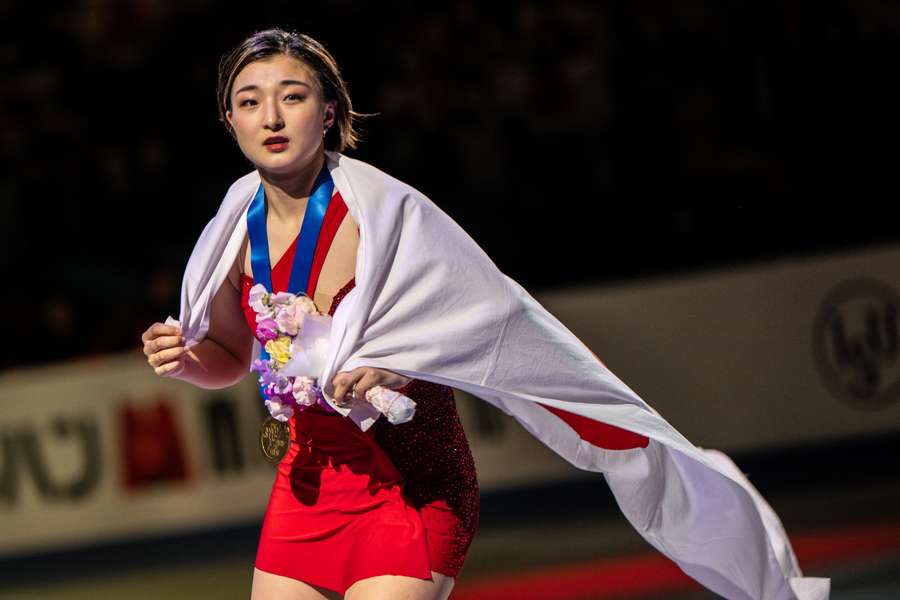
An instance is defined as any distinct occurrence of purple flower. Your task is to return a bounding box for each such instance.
[256,318,279,342]
[251,359,264,373]
[257,363,289,397]
[263,371,292,396]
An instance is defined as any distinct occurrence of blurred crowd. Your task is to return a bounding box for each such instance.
[2,0,900,369]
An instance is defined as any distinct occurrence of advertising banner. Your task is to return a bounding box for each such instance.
[2,243,898,558]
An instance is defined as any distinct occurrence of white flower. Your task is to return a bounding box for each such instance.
[295,294,318,315]
[248,284,271,315]
[264,399,294,422]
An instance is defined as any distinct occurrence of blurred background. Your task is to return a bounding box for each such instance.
[1,1,899,598]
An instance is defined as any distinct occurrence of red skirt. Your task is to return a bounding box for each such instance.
[254,404,434,594]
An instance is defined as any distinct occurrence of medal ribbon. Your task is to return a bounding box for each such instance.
[247,163,334,403]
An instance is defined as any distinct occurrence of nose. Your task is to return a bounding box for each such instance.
[263,100,284,131]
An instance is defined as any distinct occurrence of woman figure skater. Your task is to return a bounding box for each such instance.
[141,28,478,599]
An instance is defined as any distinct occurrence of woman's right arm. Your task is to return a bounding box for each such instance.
[142,256,254,389]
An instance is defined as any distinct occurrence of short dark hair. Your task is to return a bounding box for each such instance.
[216,28,370,152]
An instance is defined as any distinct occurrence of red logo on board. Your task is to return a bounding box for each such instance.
[118,395,190,490]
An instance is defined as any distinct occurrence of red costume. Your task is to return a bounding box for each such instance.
[240,189,479,594]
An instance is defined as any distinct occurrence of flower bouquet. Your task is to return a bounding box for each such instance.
[248,283,416,425]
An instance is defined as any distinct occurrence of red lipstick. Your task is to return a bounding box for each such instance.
[263,136,290,152]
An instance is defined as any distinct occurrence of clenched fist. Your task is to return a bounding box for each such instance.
[142,323,187,377]
[331,367,412,408]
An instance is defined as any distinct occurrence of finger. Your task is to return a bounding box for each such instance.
[353,369,381,399]
[144,334,184,356]
[347,368,369,395]
[333,368,366,406]
[148,346,186,368]
[334,380,355,406]
[154,359,183,377]
[332,371,352,403]
[159,323,181,337]
[331,373,347,403]
[145,323,181,342]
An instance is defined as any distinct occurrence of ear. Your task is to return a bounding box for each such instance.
[225,109,233,129]
[324,101,336,130]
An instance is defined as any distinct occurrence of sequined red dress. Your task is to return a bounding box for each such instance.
[241,189,479,594]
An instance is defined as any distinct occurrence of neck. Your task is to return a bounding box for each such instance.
[258,152,326,222]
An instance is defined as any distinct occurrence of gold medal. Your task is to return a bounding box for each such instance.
[259,416,291,463]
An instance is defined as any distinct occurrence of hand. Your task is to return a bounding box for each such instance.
[142,322,187,378]
[331,367,413,408]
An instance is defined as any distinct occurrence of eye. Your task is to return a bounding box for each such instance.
[238,98,257,107]
[285,93,306,102]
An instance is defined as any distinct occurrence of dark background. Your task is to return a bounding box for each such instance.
[3,0,899,368]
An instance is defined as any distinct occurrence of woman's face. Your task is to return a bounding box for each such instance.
[226,53,335,176]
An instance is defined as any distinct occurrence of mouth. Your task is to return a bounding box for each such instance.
[263,136,290,152]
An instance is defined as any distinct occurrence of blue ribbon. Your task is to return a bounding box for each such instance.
[247,164,334,406]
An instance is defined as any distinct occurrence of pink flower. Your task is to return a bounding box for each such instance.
[246,287,334,421]
[256,318,279,342]
[275,302,305,336]
[292,376,319,407]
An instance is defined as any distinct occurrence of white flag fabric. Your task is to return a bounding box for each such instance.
[167,151,830,599]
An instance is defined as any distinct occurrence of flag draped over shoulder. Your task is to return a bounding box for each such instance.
[168,151,830,600]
